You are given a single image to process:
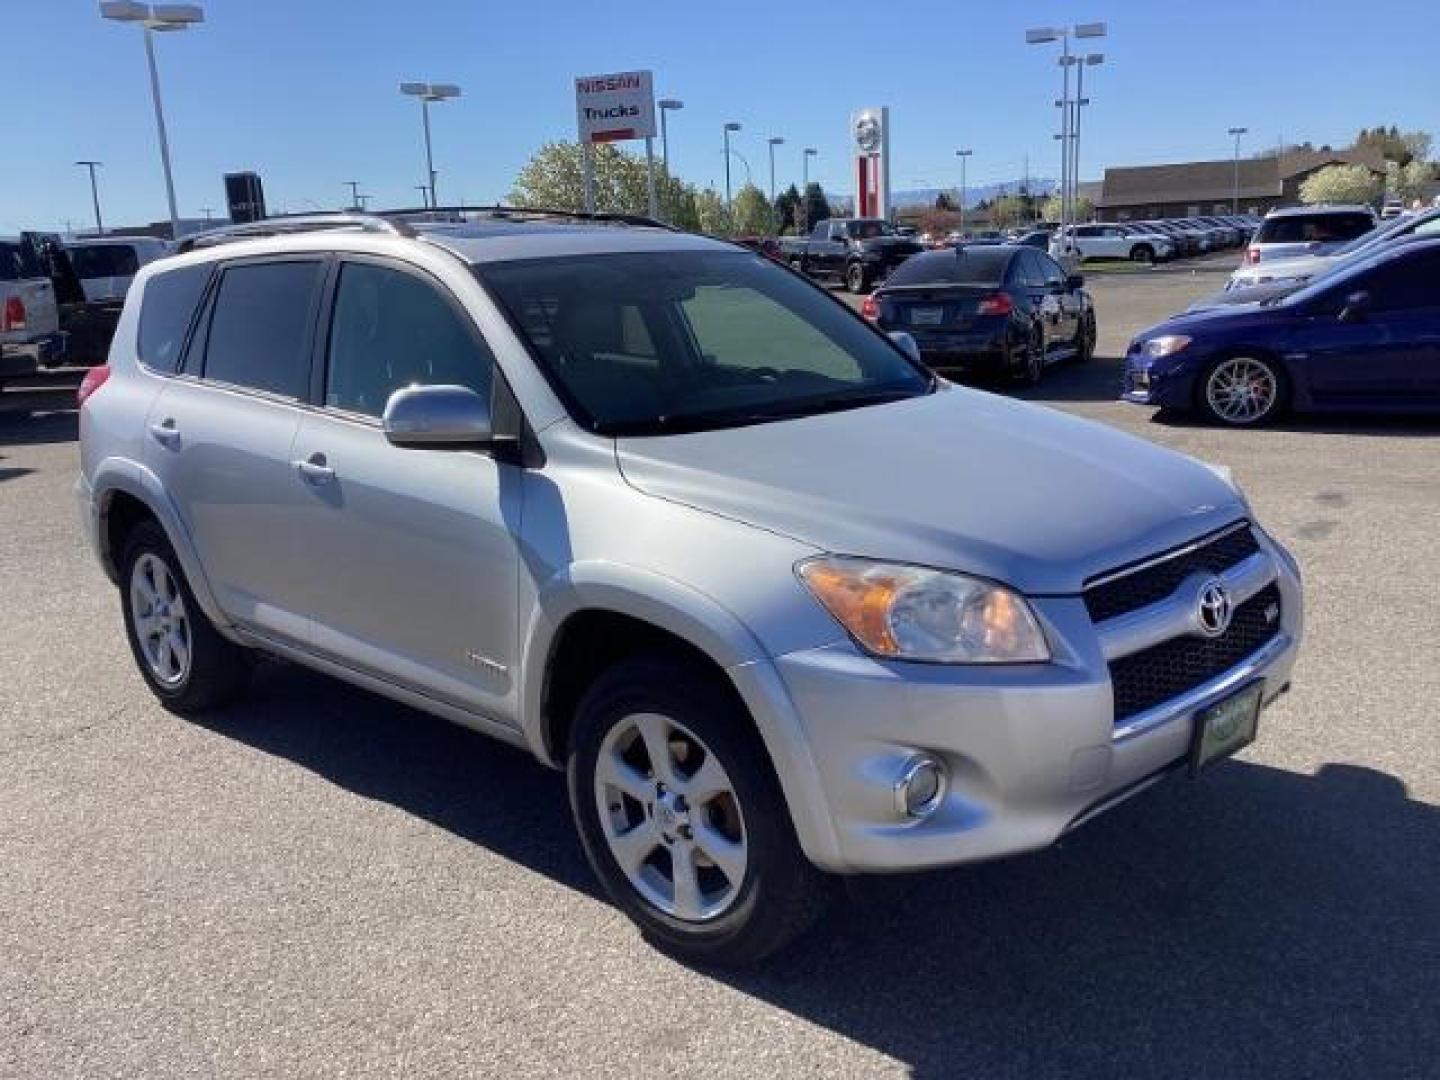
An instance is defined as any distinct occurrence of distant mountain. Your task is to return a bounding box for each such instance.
[891,179,1059,209]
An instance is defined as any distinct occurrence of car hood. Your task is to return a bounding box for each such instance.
[1187,281,1304,312]
[616,388,1244,595]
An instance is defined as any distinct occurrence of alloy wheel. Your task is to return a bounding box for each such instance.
[1205,357,1279,424]
[128,552,192,686]
[593,712,748,922]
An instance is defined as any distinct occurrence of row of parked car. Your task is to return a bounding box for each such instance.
[0,234,168,388]
[919,215,1258,264]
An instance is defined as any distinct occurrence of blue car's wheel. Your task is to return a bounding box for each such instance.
[1199,355,1286,426]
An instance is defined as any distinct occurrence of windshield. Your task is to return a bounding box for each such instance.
[846,220,897,239]
[478,250,931,436]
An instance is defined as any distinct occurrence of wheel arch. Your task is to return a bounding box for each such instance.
[520,564,845,870]
[89,458,235,636]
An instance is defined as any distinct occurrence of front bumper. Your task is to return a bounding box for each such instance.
[768,537,1302,873]
[1120,348,1198,409]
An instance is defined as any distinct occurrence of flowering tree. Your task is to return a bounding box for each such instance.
[1299,164,1382,206]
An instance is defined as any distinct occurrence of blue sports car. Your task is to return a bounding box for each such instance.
[1124,237,1440,425]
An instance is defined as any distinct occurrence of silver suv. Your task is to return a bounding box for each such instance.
[77,211,1304,964]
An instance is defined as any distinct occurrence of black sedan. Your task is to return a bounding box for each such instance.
[863,246,1096,385]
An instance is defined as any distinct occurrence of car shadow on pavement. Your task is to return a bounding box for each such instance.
[1152,408,1440,439]
[0,406,79,446]
[197,662,1438,1080]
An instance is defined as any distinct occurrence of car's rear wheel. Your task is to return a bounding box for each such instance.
[1198,354,1286,426]
[845,262,869,294]
[119,520,252,713]
[1013,324,1046,386]
[1130,244,1155,264]
[568,656,831,966]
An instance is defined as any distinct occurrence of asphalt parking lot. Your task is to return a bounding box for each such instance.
[3,258,1438,1080]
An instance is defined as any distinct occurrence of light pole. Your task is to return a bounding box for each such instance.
[1072,53,1103,223]
[415,184,431,207]
[954,149,972,236]
[767,137,785,234]
[200,207,214,222]
[1026,22,1106,248]
[400,82,461,208]
[658,99,683,178]
[344,180,362,210]
[723,122,742,210]
[99,2,204,240]
[802,147,817,190]
[1228,126,1248,213]
[75,160,104,234]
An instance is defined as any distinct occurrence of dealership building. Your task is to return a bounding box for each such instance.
[1094,147,1387,221]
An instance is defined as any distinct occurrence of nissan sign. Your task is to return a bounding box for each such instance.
[575,70,656,143]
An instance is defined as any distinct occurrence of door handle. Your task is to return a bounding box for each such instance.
[148,420,180,447]
[294,453,336,484]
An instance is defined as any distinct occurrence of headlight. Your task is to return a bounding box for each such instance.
[797,557,1050,664]
[1143,334,1191,358]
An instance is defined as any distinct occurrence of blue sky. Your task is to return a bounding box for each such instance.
[7,0,1439,232]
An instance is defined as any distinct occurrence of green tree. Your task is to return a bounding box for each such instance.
[695,187,732,236]
[1396,159,1436,203]
[731,183,773,235]
[1299,163,1383,205]
[1039,194,1094,223]
[800,182,832,233]
[511,141,699,227]
[775,183,803,234]
[1356,126,1431,167]
[934,190,957,211]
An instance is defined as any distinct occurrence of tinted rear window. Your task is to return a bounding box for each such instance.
[138,262,211,373]
[203,261,324,397]
[68,244,141,280]
[886,250,1011,286]
[0,242,44,282]
[1256,213,1375,244]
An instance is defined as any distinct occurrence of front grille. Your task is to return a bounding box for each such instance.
[1109,583,1282,722]
[1084,525,1260,623]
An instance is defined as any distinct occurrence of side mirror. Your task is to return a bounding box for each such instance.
[1338,290,1372,323]
[383,384,493,448]
[1067,274,1085,290]
[888,331,922,364]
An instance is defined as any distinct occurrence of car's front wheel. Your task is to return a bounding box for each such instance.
[568,656,831,965]
[1198,354,1287,426]
[119,519,252,713]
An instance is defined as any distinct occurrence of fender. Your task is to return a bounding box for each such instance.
[88,455,240,642]
[518,560,845,870]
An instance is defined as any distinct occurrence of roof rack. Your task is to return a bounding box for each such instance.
[376,204,679,231]
[174,212,413,253]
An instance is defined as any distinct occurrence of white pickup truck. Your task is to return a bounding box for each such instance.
[0,234,71,387]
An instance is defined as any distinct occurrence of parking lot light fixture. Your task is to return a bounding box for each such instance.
[75,160,105,234]
[723,122,742,210]
[401,82,461,208]
[99,1,203,241]
[1027,21,1106,249]
[1072,54,1103,225]
[658,99,683,178]
[954,149,972,235]
[1228,127,1249,213]
[767,137,785,232]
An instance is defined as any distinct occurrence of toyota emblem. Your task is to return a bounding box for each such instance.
[1196,579,1233,638]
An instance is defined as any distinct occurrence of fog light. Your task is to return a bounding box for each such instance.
[894,755,947,819]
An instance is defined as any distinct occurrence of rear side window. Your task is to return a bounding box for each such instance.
[137,263,211,374]
[325,262,495,417]
[1256,213,1374,244]
[69,244,141,279]
[1364,250,1440,311]
[203,261,324,398]
[886,250,1010,286]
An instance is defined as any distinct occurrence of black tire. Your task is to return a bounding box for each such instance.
[1130,244,1155,264]
[1195,354,1288,427]
[1075,311,1097,362]
[845,261,870,294]
[567,656,833,966]
[788,257,805,274]
[119,519,252,714]
[1012,324,1045,387]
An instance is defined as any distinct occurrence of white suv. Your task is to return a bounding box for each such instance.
[1066,224,1174,263]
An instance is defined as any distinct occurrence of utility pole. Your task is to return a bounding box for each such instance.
[344,180,362,210]
[75,160,104,234]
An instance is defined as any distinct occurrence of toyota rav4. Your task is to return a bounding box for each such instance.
[77,209,1304,965]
